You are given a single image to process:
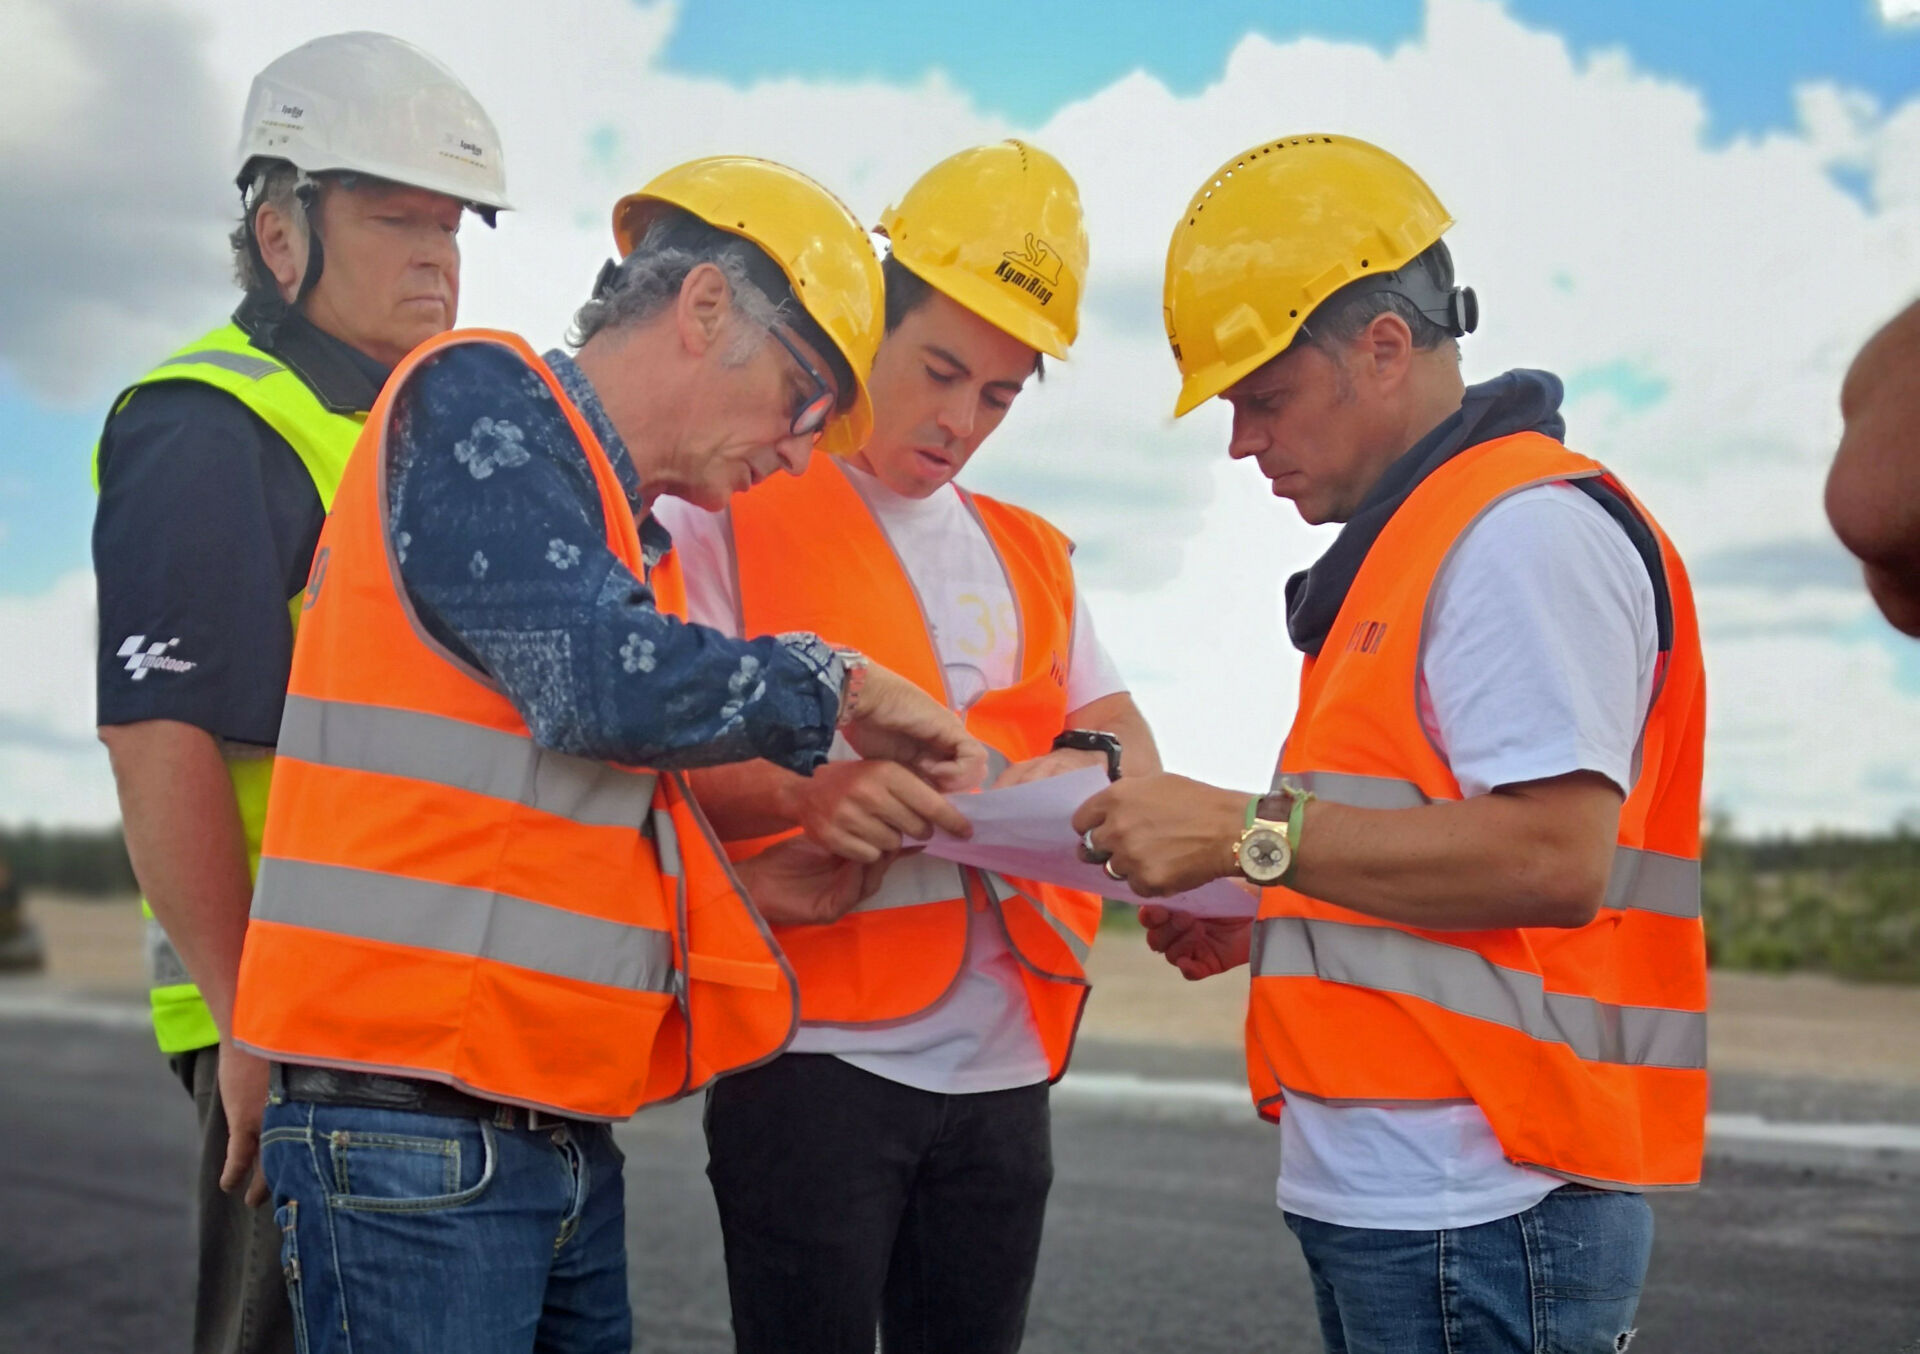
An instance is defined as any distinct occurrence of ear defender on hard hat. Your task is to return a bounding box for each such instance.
[1162,134,1464,416]
[1299,238,1479,346]
[877,139,1088,361]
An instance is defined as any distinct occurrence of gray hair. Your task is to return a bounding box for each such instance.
[229,160,310,293]
[1304,241,1462,360]
[569,209,783,360]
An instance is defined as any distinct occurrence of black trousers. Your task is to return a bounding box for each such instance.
[704,1053,1054,1354]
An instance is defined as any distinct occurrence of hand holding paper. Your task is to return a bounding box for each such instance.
[921,767,1258,919]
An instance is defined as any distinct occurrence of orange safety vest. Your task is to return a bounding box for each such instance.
[726,457,1102,1078]
[232,329,797,1120]
[1248,431,1708,1189]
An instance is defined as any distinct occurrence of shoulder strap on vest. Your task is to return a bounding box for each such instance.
[102,321,366,508]
[1569,479,1675,655]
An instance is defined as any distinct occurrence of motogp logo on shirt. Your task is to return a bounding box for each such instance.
[117,635,197,682]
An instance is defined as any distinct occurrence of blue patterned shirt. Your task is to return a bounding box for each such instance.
[383,339,842,773]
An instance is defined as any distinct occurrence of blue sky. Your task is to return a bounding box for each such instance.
[0,371,104,595]
[659,0,1919,137]
[8,0,1915,604]
[6,1,1914,601]
[5,0,1920,828]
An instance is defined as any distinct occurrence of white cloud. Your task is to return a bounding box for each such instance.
[1881,0,1920,26]
[4,0,1919,831]
[0,570,118,825]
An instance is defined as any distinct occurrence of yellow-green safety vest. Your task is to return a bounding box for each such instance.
[94,321,366,1054]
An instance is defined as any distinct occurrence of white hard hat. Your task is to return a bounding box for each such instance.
[236,32,511,215]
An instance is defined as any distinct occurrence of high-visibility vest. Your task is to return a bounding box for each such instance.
[94,321,366,1055]
[1248,431,1708,1189]
[727,457,1102,1079]
[231,328,798,1119]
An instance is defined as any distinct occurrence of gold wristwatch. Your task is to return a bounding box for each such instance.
[1233,781,1314,886]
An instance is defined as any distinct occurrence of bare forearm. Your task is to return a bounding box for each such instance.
[1069,693,1162,776]
[687,760,807,839]
[100,720,254,1033]
[1285,780,1618,931]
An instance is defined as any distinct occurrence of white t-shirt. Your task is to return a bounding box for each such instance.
[1276,481,1660,1231]
[652,462,1126,1094]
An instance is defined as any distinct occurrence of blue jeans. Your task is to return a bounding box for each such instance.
[1284,1185,1653,1354]
[258,1099,629,1354]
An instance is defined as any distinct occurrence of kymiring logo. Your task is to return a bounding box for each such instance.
[118,636,196,682]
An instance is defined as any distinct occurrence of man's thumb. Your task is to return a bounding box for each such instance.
[220,1127,256,1193]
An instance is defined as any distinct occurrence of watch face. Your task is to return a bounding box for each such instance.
[1238,826,1292,884]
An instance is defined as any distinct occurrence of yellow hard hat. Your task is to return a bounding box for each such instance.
[1163,134,1456,417]
[878,140,1087,360]
[614,156,884,455]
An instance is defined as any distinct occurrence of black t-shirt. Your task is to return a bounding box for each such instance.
[92,310,385,745]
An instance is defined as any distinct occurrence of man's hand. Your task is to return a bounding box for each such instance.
[1072,772,1246,897]
[217,1040,272,1208]
[1139,905,1253,981]
[994,746,1109,790]
[736,835,895,926]
[782,760,972,864]
[839,664,988,793]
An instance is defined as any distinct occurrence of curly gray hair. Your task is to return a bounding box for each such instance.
[568,208,784,364]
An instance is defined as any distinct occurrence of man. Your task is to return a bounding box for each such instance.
[92,33,510,1354]
[230,155,984,1354]
[656,140,1159,1354]
[1075,134,1707,1354]
[1827,297,1920,635]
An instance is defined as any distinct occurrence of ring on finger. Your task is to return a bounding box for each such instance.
[1080,827,1112,865]
[1102,858,1126,883]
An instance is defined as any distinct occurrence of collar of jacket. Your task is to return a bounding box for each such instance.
[232,290,392,416]
[543,348,672,571]
[1283,368,1568,657]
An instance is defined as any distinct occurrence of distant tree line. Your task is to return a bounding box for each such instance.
[5,821,1917,982]
[0,825,137,896]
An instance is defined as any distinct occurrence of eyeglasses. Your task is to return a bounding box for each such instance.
[767,324,838,439]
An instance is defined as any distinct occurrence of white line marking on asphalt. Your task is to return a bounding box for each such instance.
[6,994,1918,1164]
[1057,1071,1920,1160]
[0,988,152,1030]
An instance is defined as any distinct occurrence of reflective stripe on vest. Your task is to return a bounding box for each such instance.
[252,858,676,993]
[233,330,798,1120]
[156,347,281,380]
[1252,916,1706,1070]
[100,321,368,1055]
[279,695,659,832]
[845,854,970,914]
[727,457,1099,1071]
[983,872,1094,966]
[1288,770,1702,920]
[1249,433,1709,1188]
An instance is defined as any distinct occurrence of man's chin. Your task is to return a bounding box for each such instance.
[389,318,452,355]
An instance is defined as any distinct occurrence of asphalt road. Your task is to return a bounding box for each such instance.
[3,1018,1918,1353]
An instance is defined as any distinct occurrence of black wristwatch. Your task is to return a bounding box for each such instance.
[1052,729,1123,782]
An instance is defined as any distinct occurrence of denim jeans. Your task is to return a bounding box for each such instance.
[258,1098,629,1354]
[704,1054,1054,1354]
[1284,1185,1653,1354]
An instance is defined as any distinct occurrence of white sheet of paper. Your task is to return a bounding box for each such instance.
[921,766,1260,919]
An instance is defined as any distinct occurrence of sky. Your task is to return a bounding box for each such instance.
[1,0,1918,832]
